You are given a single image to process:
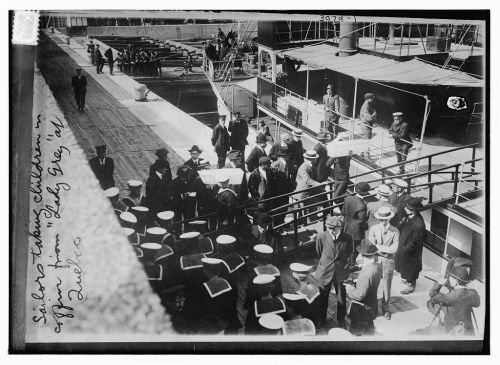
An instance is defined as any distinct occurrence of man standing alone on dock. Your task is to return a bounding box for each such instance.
[228,111,249,166]
[212,114,231,168]
[71,67,87,111]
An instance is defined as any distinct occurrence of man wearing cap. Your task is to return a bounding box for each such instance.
[146,159,174,221]
[366,184,397,230]
[323,84,340,138]
[216,175,238,227]
[290,263,321,326]
[342,182,370,263]
[395,197,426,295]
[288,129,305,182]
[243,213,281,254]
[246,134,268,173]
[388,178,412,227]
[123,180,146,208]
[270,146,293,225]
[184,145,206,173]
[104,187,127,217]
[314,215,353,328]
[71,68,87,111]
[198,257,241,334]
[368,206,399,320]
[428,267,480,336]
[89,145,115,190]
[359,93,377,141]
[244,244,282,310]
[95,44,104,74]
[331,154,352,200]
[244,274,287,335]
[389,112,413,174]
[248,157,274,211]
[344,240,382,336]
[228,111,249,166]
[211,115,231,168]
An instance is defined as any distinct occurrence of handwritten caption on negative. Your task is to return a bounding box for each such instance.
[29,114,83,334]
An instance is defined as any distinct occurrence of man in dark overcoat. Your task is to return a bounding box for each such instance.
[228,111,249,166]
[342,182,369,263]
[211,115,231,168]
[314,215,353,328]
[71,68,87,111]
[395,197,426,295]
[89,144,115,189]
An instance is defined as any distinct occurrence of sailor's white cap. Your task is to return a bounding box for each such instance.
[217,175,230,184]
[201,257,223,265]
[292,128,303,137]
[216,235,236,245]
[259,314,284,330]
[180,231,200,240]
[392,112,403,117]
[253,274,275,285]
[122,227,135,236]
[104,187,119,198]
[391,178,408,188]
[328,327,354,339]
[282,293,306,301]
[140,242,162,250]
[131,206,149,212]
[127,180,143,187]
[290,263,313,273]
[119,212,137,224]
[147,227,167,236]
[254,244,273,254]
[157,211,175,221]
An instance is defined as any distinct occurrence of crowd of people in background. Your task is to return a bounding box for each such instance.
[86,105,480,337]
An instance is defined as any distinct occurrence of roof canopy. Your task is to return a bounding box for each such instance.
[280,44,483,88]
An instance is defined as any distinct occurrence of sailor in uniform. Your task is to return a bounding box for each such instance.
[282,293,316,336]
[199,257,241,334]
[122,227,139,246]
[122,180,146,209]
[118,211,137,230]
[258,314,285,336]
[289,263,321,326]
[244,274,287,335]
[209,235,245,290]
[216,175,238,228]
[104,187,127,217]
[244,244,282,310]
[129,205,149,236]
[156,211,176,239]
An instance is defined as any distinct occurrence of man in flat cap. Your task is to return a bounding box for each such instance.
[71,68,87,111]
[228,111,249,166]
[388,178,412,227]
[344,240,382,336]
[246,134,268,173]
[342,182,370,264]
[323,84,340,138]
[314,215,352,328]
[389,112,413,174]
[242,212,282,254]
[211,114,231,168]
[395,197,426,295]
[359,93,378,158]
[89,144,115,189]
[248,157,274,211]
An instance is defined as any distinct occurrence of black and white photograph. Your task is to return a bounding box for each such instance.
[8,5,490,355]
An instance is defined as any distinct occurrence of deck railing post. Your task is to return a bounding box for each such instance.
[293,210,299,249]
[428,156,433,203]
[472,145,478,188]
[453,164,460,199]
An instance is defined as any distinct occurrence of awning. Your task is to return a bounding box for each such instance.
[280,44,483,87]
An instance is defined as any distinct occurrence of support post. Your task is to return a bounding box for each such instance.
[407,23,411,56]
[419,96,430,149]
[428,156,433,203]
[351,77,359,139]
[305,62,310,126]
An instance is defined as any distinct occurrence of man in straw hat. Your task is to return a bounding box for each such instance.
[366,184,397,230]
[344,239,382,336]
[322,84,340,138]
[368,206,400,320]
[342,181,370,264]
[395,197,425,295]
[288,128,305,182]
[314,215,352,328]
[389,112,413,174]
[428,266,480,336]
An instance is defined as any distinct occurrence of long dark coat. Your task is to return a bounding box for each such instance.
[394,213,426,282]
[342,195,367,241]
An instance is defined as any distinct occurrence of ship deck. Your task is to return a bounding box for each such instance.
[37,30,485,339]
